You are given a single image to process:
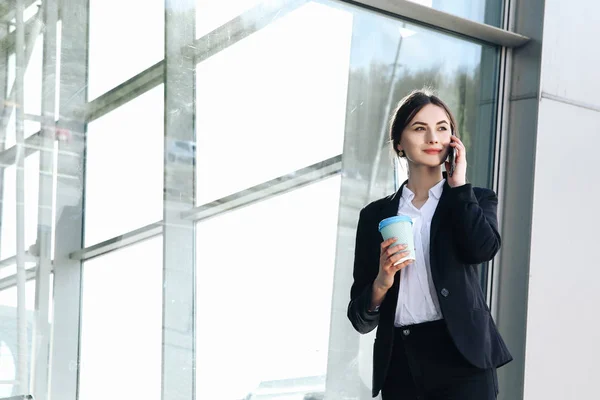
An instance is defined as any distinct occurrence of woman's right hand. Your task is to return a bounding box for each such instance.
[374,238,413,291]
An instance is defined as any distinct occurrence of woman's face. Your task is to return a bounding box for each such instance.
[397,104,453,168]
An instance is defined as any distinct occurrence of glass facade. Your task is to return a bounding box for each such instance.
[0,1,501,399]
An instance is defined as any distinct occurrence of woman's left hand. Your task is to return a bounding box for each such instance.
[445,135,467,188]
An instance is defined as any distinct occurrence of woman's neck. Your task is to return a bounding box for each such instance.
[405,164,444,200]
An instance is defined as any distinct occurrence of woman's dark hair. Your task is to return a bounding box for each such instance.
[389,88,458,157]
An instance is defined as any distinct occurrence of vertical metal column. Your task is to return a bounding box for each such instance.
[163,1,196,399]
[32,0,58,399]
[49,0,88,398]
[0,21,8,260]
[15,0,29,395]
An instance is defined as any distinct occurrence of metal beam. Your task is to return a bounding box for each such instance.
[181,155,342,222]
[85,60,164,122]
[69,221,162,261]
[0,254,38,269]
[0,266,37,292]
[0,133,41,167]
[190,0,305,64]
[0,0,38,23]
[339,0,530,48]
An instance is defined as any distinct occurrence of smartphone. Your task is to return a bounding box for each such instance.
[447,146,457,177]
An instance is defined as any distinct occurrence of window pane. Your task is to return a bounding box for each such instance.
[4,33,44,148]
[327,3,500,397]
[408,0,503,27]
[344,7,499,192]
[196,176,341,399]
[88,0,164,99]
[84,85,164,246]
[0,276,51,398]
[1,152,40,259]
[195,1,351,204]
[196,0,264,39]
[79,237,163,400]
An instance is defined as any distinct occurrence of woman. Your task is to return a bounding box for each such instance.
[347,89,512,400]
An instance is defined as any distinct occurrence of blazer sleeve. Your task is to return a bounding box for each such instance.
[446,184,502,265]
[347,207,380,334]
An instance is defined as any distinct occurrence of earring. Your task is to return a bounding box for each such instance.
[399,150,405,157]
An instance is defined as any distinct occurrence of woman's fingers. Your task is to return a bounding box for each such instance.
[380,237,397,255]
[385,251,410,269]
[386,243,407,257]
[394,258,414,270]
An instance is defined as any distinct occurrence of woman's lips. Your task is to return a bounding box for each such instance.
[423,149,442,154]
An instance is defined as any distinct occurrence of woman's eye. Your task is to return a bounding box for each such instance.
[415,126,425,131]
[439,126,448,131]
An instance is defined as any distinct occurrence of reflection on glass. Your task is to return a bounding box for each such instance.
[195,1,350,205]
[79,237,162,400]
[196,0,264,39]
[327,3,499,398]
[0,277,51,398]
[343,6,499,193]
[196,176,340,399]
[0,153,40,259]
[407,0,503,27]
[88,0,164,99]
[84,85,164,246]
[4,33,44,148]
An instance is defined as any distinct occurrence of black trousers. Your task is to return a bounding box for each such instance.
[381,320,498,400]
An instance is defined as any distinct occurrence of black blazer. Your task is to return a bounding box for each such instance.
[347,179,513,397]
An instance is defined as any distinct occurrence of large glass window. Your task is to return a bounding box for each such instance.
[78,237,163,400]
[196,176,341,399]
[88,0,164,99]
[0,1,504,399]
[0,275,52,398]
[84,85,164,246]
[195,1,350,204]
[192,1,499,398]
[0,152,40,259]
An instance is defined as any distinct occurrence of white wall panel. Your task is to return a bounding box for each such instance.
[524,97,600,400]
[540,0,600,107]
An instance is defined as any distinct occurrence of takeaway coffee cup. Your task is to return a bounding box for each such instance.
[378,215,416,265]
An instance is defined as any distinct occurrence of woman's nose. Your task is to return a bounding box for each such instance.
[426,132,439,144]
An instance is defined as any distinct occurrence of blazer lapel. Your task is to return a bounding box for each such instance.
[430,177,452,248]
[382,180,406,221]
[379,181,406,319]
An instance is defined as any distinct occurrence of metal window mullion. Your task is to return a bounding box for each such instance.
[49,0,89,398]
[489,0,517,322]
[15,0,29,395]
[163,1,196,399]
[0,21,8,261]
[31,1,59,399]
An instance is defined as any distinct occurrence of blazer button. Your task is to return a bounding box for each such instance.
[441,288,449,297]
[403,329,410,336]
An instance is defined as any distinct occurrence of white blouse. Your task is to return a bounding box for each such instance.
[394,179,445,327]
